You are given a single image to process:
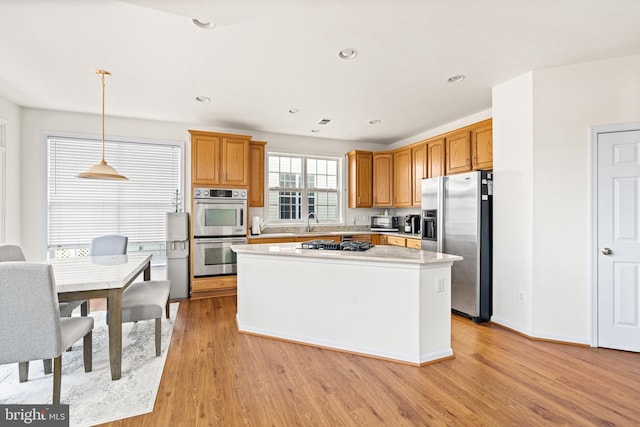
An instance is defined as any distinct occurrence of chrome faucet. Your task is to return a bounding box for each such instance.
[306,212,319,232]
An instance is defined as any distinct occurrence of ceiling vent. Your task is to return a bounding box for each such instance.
[318,118,332,125]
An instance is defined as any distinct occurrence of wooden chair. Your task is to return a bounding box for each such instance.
[0,262,94,404]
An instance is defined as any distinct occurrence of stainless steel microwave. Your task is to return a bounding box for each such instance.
[370,215,399,231]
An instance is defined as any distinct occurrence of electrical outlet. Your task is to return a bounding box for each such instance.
[517,291,526,303]
[435,277,445,293]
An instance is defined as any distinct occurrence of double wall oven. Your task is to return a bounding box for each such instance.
[193,188,247,277]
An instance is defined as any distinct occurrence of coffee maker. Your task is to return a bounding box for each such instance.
[405,214,421,234]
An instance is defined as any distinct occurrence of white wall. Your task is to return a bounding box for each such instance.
[0,95,21,245]
[492,54,640,343]
[491,72,534,333]
[531,54,640,342]
[19,108,384,260]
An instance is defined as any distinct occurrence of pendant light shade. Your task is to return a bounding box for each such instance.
[77,70,128,180]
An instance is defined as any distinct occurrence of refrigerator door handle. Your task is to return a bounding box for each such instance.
[437,176,444,252]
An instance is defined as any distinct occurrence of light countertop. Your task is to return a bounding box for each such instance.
[231,242,462,265]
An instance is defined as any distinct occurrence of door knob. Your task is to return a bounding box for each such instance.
[602,247,613,255]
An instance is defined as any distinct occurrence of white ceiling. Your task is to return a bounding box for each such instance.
[1,0,639,144]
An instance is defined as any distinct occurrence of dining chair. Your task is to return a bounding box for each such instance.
[0,244,88,376]
[89,234,171,353]
[90,235,128,256]
[0,262,94,404]
[0,244,88,318]
[121,279,171,356]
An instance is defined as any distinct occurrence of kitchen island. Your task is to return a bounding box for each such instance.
[231,242,462,365]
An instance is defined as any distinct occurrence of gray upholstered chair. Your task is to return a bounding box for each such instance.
[90,235,128,256]
[89,235,170,355]
[0,244,88,318]
[122,279,171,356]
[0,244,88,376]
[0,262,94,404]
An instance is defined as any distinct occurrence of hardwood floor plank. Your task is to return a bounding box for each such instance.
[98,297,640,427]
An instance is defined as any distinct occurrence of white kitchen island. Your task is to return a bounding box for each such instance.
[231,243,462,365]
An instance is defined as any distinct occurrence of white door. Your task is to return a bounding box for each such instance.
[597,129,640,352]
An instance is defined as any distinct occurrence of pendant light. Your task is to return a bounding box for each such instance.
[77,70,128,180]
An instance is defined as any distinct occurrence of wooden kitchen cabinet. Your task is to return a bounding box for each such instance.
[371,234,385,245]
[393,147,412,207]
[189,130,251,187]
[406,238,422,249]
[445,130,472,175]
[348,150,373,208]
[427,138,445,178]
[373,152,393,207]
[386,235,407,247]
[412,142,427,206]
[249,141,267,207]
[191,276,238,299]
[472,122,493,170]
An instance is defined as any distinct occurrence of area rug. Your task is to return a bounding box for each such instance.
[0,303,178,426]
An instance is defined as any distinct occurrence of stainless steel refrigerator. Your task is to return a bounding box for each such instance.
[166,212,190,299]
[421,171,492,322]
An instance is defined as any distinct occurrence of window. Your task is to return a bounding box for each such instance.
[47,135,183,261]
[267,153,341,223]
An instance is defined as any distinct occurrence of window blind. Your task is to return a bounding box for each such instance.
[47,136,182,249]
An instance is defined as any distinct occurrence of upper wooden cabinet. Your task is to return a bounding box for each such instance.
[189,130,251,187]
[373,152,393,207]
[394,147,412,208]
[346,119,492,208]
[411,142,427,207]
[427,138,445,178]
[445,130,472,175]
[472,122,493,170]
[249,141,267,207]
[347,150,373,208]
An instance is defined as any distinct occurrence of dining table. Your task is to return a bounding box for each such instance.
[47,253,152,380]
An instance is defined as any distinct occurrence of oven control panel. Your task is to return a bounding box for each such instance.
[194,188,247,200]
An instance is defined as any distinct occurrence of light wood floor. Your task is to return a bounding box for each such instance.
[99,296,640,426]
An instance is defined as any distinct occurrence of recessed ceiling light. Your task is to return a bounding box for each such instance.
[447,74,466,83]
[311,129,320,133]
[195,96,211,103]
[318,118,332,125]
[288,108,299,114]
[192,18,216,30]
[338,48,357,60]
[369,119,381,125]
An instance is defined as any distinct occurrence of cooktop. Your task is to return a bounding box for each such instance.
[300,239,373,252]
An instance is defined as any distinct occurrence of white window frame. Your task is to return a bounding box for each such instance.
[266,152,343,225]
[45,132,185,262]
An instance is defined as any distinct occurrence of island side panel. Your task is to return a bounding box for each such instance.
[236,252,453,364]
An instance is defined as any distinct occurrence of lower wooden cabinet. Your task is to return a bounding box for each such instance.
[385,235,421,249]
[406,238,422,249]
[191,276,237,299]
[386,235,406,247]
[371,234,385,245]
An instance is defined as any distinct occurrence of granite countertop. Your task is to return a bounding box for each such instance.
[231,242,462,265]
